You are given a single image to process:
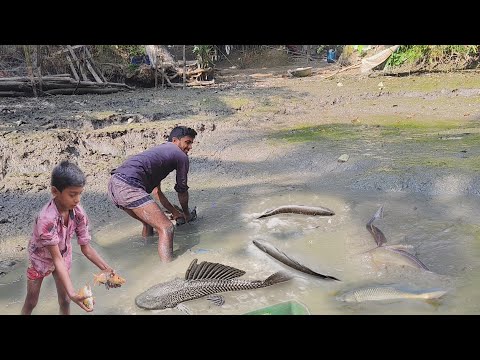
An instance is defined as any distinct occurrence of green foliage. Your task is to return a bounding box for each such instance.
[90,45,144,64]
[127,63,139,72]
[386,45,480,68]
[116,45,146,58]
[386,45,429,67]
[193,45,214,68]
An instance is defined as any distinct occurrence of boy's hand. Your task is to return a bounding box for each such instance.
[70,293,93,312]
[102,268,124,289]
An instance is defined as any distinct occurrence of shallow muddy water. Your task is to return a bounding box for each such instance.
[1,186,479,315]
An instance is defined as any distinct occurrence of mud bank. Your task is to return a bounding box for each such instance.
[1,68,480,264]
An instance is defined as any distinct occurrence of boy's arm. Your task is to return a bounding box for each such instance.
[80,244,114,274]
[75,206,115,276]
[46,244,92,312]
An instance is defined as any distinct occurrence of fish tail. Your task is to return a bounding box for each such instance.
[419,290,447,299]
[367,205,384,226]
[263,271,292,286]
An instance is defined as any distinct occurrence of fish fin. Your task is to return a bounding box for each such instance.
[185,258,199,279]
[184,259,245,280]
[370,224,388,246]
[328,290,341,296]
[384,244,415,251]
[367,205,384,226]
[176,303,193,315]
[263,271,293,286]
[206,294,225,306]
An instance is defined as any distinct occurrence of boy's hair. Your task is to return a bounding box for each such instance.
[168,126,197,142]
[51,160,86,192]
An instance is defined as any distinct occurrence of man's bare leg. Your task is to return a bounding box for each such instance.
[122,208,155,239]
[129,203,175,262]
[21,277,43,315]
[143,224,154,237]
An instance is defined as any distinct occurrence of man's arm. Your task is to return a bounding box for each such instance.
[177,190,191,222]
[46,245,92,312]
[153,184,183,220]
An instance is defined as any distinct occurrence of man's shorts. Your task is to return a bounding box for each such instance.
[108,173,155,210]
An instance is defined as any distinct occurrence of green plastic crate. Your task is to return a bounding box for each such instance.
[244,300,310,315]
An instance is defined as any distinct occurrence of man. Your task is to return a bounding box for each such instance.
[107,126,197,262]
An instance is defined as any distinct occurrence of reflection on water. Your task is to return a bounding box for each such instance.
[1,188,479,315]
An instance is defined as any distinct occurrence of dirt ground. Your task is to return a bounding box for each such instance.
[1,57,480,273]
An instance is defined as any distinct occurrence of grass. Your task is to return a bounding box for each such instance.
[270,117,474,144]
[271,124,364,143]
[221,96,251,110]
[398,155,480,171]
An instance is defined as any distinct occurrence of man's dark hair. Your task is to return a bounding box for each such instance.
[51,160,86,192]
[168,126,197,142]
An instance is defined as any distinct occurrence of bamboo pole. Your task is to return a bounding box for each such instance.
[161,50,164,89]
[154,46,158,89]
[36,45,43,94]
[23,45,37,97]
[183,45,186,89]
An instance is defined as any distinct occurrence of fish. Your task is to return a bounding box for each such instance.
[175,206,197,226]
[135,258,292,310]
[78,284,94,309]
[336,285,447,303]
[369,246,429,270]
[366,205,386,247]
[93,271,126,289]
[364,205,429,271]
[168,205,197,226]
[257,205,335,219]
[252,239,340,281]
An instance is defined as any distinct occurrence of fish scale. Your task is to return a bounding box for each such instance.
[337,286,447,302]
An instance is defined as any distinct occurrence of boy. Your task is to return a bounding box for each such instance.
[21,160,118,315]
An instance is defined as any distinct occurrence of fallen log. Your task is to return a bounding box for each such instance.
[0,91,29,97]
[43,87,122,95]
[170,79,215,87]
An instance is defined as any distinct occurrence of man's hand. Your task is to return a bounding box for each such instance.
[171,208,185,221]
